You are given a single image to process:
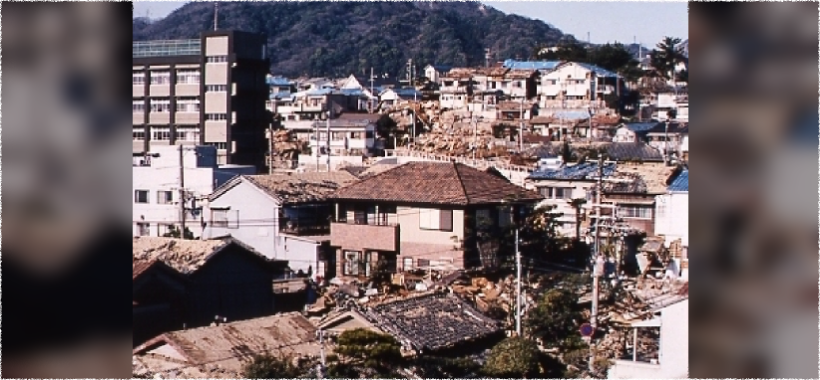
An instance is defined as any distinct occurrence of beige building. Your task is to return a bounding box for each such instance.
[133,30,270,168]
[327,161,542,277]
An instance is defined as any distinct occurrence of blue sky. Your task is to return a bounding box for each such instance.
[133,1,688,47]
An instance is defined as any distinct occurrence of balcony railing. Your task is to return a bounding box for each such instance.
[280,223,330,236]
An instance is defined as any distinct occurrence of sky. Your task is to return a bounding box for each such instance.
[133,1,688,47]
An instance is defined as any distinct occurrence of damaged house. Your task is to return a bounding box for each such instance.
[132,237,288,346]
[318,292,503,356]
[133,312,321,379]
[204,171,359,281]
[327,161,542,277]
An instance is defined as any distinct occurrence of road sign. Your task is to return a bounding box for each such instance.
[580,323,594,337]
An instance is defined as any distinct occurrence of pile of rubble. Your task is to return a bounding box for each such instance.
[270,129,306,163]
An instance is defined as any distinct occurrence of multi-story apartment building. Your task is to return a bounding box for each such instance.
[132,145,255,238]
[133,30,270,168]
[309,113,380,157]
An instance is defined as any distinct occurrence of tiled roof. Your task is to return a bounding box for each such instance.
[607,163,681,194]
[605,142,664,162]
[363,292,502,352]
[239,171,359,204]
[441,68,476,79]
[506,69,538,79]
[668,169,688,192]
[132,237,243,274]
[329,161,542,206]
[133,312,320,379]
[622,122,657,133]
[502,59,563,71]
[336,112,382,123]
[528,161,617,181]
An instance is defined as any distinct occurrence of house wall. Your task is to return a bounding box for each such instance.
[397,206,465,246]
[186,246,276,327]
[613,127,639,143]
[204,180,323,279]
[655,192,689,246]
[525,179,595,236]
[659,300,689,377]
[541,63,596,101]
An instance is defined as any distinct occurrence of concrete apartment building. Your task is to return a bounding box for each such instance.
[133,30,270,168]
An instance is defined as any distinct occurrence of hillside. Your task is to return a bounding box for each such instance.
[133,1,575,78]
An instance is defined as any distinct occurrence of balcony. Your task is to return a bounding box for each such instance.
[280,222,330,236]
[330,221,399,252]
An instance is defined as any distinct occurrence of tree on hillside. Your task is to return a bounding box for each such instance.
[534,40,589,62]
[649,37,687,81]
[483,337,542,378]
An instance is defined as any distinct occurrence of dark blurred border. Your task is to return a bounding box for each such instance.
[1,2,134,378]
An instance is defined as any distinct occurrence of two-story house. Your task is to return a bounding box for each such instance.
[502,69,540,100]
[646,121,688,160]
[538,62,620,110]
[309,112,381,158]
[600,163,683,236]
[132,145,255,238]
[438,68,475,110]
[327,162,542,277]
[379,87,423,109]
[203,171,359,281]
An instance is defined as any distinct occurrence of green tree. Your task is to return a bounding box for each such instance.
[649,37,687,81]
[535,41,589,62]
[526,287,585,350]
[162,225,194,240]
[329,328,404,378]
[483,337,541,378]
[375,113,398,145]
[242,353,303,379]
[413,356,482,379]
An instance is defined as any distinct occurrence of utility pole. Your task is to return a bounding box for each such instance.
[589,155,605,372]
[326,104,331,172]
[515,227,522,336]
[315,119,320,172]
[213,2,218,31]
[518,96,524,152]
[317,330,326,378]
[178,144,187,239]
[268,119,275,174]
[472,112,477,161]
[369,67,375,114]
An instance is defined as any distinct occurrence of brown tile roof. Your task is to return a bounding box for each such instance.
[132,237,271,275]
[472,67,509,77]
[329,161,542,206]
[335,112,382,123]
[212,172,358,204]
[505,69,538,79]
[441,68,475,79]
[497,101,534,111]
[133,312,321,379]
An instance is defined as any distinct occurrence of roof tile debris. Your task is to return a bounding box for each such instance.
[528,161,617,181]
[605,142,664,163]
[330,161,542,206]
[236,171,358,204]
[133,312,320,379]
[132,237,231,274]
[363,292,502,352]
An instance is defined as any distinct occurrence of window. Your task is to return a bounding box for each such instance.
[132,100,146,113]
[136,222,150,236]
[211,209,229,227]
[134,190,149,204]
[133,72,146,85]
[176,69,200,84]
[540,187,573,199]
[499,207,512,228]
[419,208,453,231]
[205,113,227,121]
[403,257,414,271]
[175,127,200,142]
[151,127,172,141]
[344,251,362,276]
[349,132,363,139]
[331,132,346,141]
[133,128,146,141]
[475,209,492,229]
[206,55,228,63]
[205,84,228,92]
[157,191,173,205]
[618,205,652,219]
[207,142,228,150]
[150,98,171,113]
[150,71,171,85]
[175,98,200,113]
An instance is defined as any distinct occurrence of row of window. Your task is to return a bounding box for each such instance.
[539,186,574,200]
[340,252,441,276]
[135,222,177,237]
[206,55,228,63]
[133,127,200,142]
[134,190,174,204]
[133,98,201,113]
[133,70,227,86]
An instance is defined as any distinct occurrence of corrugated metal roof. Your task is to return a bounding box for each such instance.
[553,110,592,121]
[575,62,620,78]
[668,169,688,192]
[267,76,294,86]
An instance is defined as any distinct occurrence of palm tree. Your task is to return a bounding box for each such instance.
[649,37,687,83]
[568,198,587,240]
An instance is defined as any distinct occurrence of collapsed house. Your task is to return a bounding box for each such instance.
[318,291,504,356]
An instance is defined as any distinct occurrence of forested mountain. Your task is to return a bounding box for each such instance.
[133,1,576,78]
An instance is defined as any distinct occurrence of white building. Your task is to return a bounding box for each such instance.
[423,64,452,84]
[655,169,688,247]
[132,145,255,238]
[609,296,689,379]
[203,172,359,280]
[308,113,380,157]
[538,62,618,109]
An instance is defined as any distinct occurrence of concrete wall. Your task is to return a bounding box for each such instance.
[655,192,689,247]
[659,300,689,377]
[396,206,465,246]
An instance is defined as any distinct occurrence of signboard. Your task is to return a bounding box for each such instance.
[579,323,594,337]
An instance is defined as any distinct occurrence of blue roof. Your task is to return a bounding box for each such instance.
[306,88,334,96]
[503,59,563,71]
[623,122,658,132]
[553,110,591,120]
[429,64,452,72]
[340,88,366,97]
[267,76,293,86]
[667,170,688,192]
[528,162,617,180]
[269,92,295,100]
[575,62,620,78]
[390,87,422,98]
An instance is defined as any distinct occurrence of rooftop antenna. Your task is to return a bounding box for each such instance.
[213,2,219,31]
